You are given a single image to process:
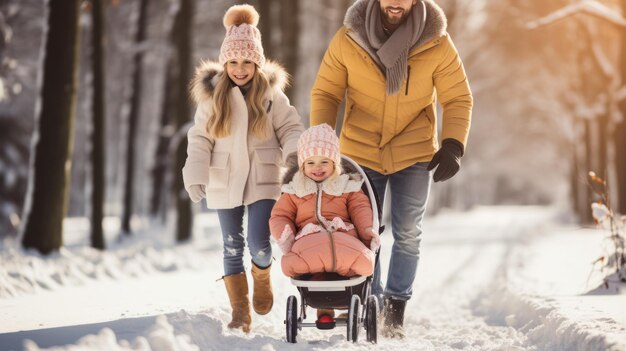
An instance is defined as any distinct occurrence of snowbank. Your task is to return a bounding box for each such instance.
[1,207,625,351]
[475,227,626,351]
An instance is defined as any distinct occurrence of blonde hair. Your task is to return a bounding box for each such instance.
[207,67,271,139]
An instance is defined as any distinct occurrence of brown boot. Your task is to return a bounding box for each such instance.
[251,262,273,315]
[223,272,251,333]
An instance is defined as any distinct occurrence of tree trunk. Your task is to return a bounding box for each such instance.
[583,119,594,223]
[90,0,106,250]
[173,0,193,242]
[617,120,626,213]
[256,1,273,59]
[279,0,299,100]
[571,142,580,217]
[616,0,626,214]
[150,0,192,220]
[150,61,175,219]
[597,112,608,180]
[21,0,81,254]
[121,0,148,235]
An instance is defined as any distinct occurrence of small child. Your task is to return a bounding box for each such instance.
[269,124,380,279]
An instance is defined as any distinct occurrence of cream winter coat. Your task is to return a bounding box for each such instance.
[183,60,305,209]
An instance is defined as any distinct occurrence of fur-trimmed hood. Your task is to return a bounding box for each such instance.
[189,60,289,103]
[281,160,364,197]
[344,0,447,52]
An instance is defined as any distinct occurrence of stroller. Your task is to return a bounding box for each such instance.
[284,156,384,344]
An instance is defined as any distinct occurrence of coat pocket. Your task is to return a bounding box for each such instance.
[393,108,433,146]
[343,104,382,146]
[207,152,230,189]
[254,147,281,186]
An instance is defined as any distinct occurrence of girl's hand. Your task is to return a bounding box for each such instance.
[278,235,294,255]
[187,184,206,203]
[277,225,295,254]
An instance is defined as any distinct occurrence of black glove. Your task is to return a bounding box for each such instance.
[285,152,298,169]
[426,138,464,182]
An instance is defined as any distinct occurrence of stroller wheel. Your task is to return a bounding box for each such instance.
[347,294,361,342]
[286,295,298,343]
[365,295,378,343]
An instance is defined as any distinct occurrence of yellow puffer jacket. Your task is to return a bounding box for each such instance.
[310,0,472,175]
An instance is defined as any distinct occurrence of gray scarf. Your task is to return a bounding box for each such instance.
[365,0,426,95]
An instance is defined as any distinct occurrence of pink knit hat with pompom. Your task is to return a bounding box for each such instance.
[297,124,341,167]
[219,5,265,67]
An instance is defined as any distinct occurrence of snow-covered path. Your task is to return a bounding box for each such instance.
[394,207,543,350]
[0,206,622,351]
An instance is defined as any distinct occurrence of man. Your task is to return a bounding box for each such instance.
[310,0,472,338]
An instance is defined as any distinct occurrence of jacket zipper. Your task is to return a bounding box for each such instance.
[405,65,411,96]
[315,184,336,272]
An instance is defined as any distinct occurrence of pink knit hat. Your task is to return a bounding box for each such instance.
[297,124,341,167]
[219,5,265,67]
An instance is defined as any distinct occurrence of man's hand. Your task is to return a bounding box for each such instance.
[426,139,464,182]
[187,184,206,203]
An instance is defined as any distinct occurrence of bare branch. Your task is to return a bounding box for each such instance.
[527,0,626,30]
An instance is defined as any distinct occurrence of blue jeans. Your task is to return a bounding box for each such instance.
[363,162,431,301]
[216,199,275,276]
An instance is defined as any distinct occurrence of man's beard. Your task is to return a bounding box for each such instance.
[381,6,412,26]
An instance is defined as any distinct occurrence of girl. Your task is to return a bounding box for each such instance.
[269,124,380,279]
[183,4,304,333]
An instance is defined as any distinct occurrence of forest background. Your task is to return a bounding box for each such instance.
[1,0,625,250]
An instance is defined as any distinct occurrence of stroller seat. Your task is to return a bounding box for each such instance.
[283,156,382,344]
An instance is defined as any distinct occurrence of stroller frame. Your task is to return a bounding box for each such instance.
[284,156,384,344]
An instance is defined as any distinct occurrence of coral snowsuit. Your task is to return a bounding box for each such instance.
[270,165,376,277]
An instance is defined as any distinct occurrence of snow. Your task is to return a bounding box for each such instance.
[0,206,625,351]
[484,228,626,350]
[526,0,626,30]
